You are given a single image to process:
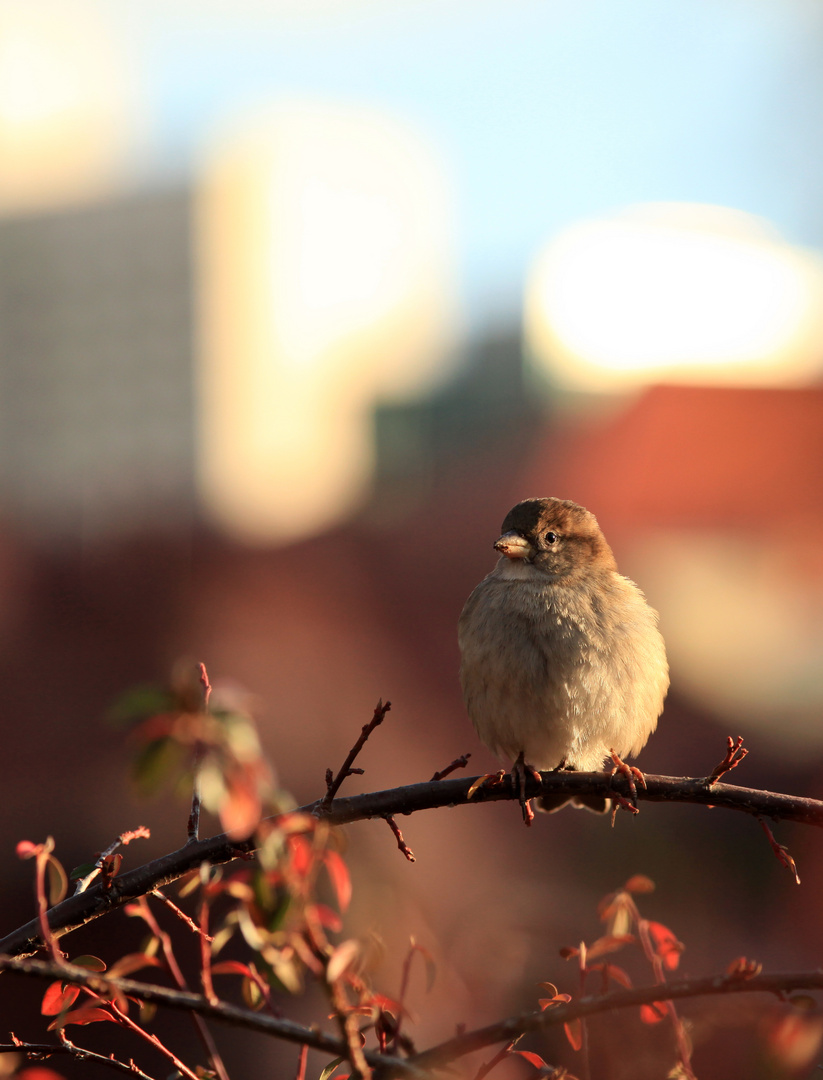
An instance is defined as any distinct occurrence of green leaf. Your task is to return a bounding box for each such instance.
[108,685,174,728]
[46,857,68,905]
[69,863,97,880]
[132,738,184,795]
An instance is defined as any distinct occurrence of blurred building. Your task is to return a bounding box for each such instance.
[0,188,196,543]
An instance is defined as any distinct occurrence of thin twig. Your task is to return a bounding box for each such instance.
[130,895,229,1080]
[152,888,211,938]
[706,735,749,785]
[322,700,392,806]
[429,754,471,782]
[187,662,212,842]
[384,816,415,862]
[759,819,801,884]
[74,827,152,895]
[294,1043,308,1080]
[0,1034,158,1079]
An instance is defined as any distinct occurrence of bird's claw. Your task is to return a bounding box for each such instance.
[512,752,541,826]
[466,770,506,799]
[609,750,646,802]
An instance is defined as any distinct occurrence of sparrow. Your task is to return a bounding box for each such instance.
[458,497,668,816]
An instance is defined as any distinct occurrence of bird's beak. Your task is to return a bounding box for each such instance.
[494,531,532,560]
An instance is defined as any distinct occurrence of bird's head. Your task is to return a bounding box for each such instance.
[494,497,617,580]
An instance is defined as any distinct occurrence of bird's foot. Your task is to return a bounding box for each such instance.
[608,751,646,823]
[512,752,542,826]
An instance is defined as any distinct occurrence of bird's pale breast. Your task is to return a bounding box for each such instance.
[458,568,668,772]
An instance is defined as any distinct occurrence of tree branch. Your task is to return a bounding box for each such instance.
[396,969,823,1078]
[3,953,822,1080]
[0,954,424,1078]
[2,771,820,957]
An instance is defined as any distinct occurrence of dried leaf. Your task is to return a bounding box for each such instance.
[537,981,559,997]
[789,995,817,1011]
[764,1012,823,1070]
[46,857,68,905]
[318,1058,346,1080]
[327,939,360,984]
[564,1019,583,1051]
[601,963,633,989]
[107,953,162,979]
[586,934,635,960]
[70,955,107,972]
[242,976,263,1010]
[411,941,437,993]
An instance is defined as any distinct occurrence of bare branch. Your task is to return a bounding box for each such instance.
[2,770,821,958]
[429,754,471,782]
[323,699,392,805]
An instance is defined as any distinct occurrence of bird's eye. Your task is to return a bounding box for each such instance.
[545,531,558,545]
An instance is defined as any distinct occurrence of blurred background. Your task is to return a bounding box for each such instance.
[2,0,823,1077]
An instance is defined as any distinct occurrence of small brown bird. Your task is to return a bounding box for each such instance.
[458,497,668,816]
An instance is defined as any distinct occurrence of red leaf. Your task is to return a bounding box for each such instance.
[323,851,352,913]
[220,772,263,841]
[309,903,343,932]
[213,960,255,978]
[564,1019,583,1051]
[41,982,80,1016]
[640,1001,670,1024]
[515,1050,549,1069]
[289,835,314,878]
[539,993,572,1009]
[16,841,40,859]
[48,1003,113,1029]
[624,874,655,894]
[647,921,684,971]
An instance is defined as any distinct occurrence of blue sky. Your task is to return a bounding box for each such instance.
[110,0,823,330]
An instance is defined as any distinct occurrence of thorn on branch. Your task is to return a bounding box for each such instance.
[429,753,472,782]
[384,815,415,862]
[322,699,392,806]
[759,819,801,884]
[706,736,749,786]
